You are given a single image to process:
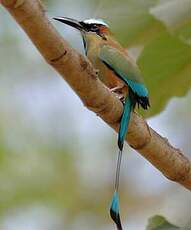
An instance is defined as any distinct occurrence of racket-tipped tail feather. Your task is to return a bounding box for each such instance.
[110,191,123,230]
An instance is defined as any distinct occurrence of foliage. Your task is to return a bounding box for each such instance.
[146,215,179,230]
[97,0,191,117]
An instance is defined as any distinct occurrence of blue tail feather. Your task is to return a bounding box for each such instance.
[109,96,132,230]
[111,191,119,214]
[110,96,132,230]
[110,191,122,230]
[118,96,132,151]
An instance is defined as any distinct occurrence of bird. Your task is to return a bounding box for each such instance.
[53,16,150,230]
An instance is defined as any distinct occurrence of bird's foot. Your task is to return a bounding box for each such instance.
[118,94,125,103]
[109,86,125,103]
[109,86,123,93]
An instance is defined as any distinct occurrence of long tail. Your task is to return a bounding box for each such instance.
[118,96,132,151]
[110,96,132,230]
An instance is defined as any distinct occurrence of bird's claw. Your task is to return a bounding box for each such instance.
[110,86,123,93]
[109,86,125,103]
[118,94,125,103]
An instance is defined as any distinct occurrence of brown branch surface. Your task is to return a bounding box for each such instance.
[1,0,191,190]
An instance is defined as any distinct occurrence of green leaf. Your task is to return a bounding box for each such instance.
[150,0,191,45]
[146,215,180,230]
[97,0,191,117]
[97,0,164,46]
[138,32,191,117]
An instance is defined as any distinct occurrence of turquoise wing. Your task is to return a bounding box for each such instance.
[99,45,148,98]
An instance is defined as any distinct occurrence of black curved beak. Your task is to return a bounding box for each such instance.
[53,17,84,31]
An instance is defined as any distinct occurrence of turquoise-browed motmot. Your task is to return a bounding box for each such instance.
[54,17,150,230]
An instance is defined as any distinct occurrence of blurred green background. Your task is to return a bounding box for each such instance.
[0,0,191,229]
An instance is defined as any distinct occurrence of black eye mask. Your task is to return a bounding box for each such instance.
[80,22,107,40]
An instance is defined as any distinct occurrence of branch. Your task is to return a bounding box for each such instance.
[1,0,191,190]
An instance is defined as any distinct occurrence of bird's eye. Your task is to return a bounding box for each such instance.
[91,24,98,31]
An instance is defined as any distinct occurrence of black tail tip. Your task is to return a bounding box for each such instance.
[139,96,150,110]
[118,140,124,152]
[110,208,123,230]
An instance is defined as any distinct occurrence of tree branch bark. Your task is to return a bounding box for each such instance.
[1,0,191,190]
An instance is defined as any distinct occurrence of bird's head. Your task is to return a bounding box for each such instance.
[53,17,110,40]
